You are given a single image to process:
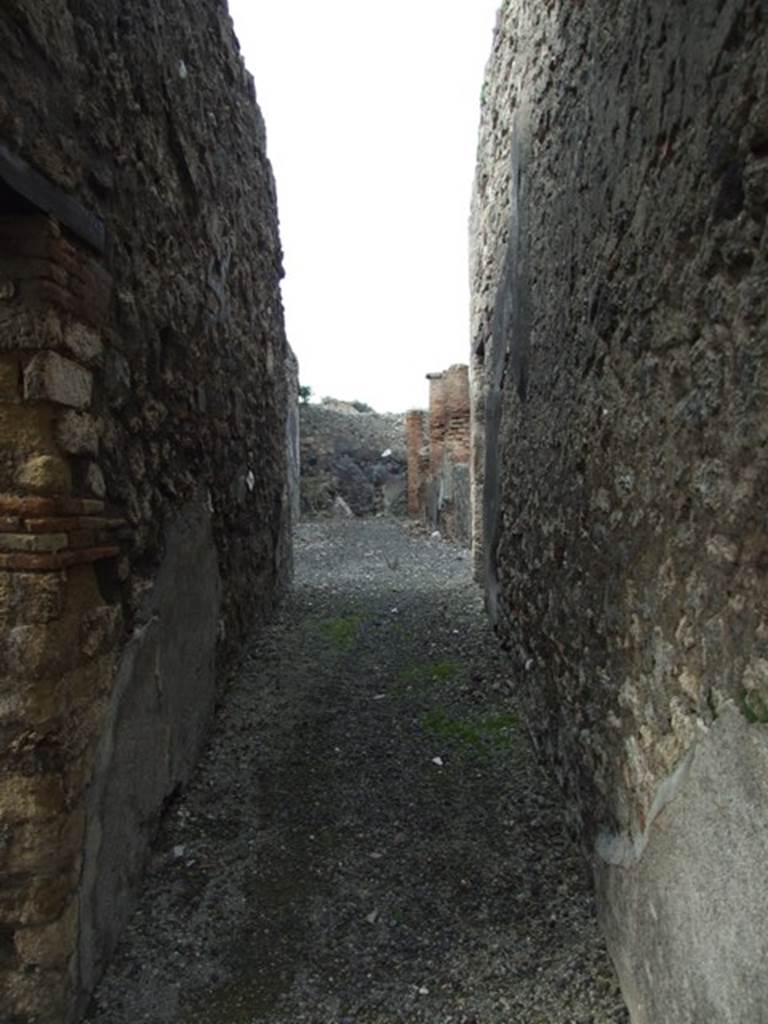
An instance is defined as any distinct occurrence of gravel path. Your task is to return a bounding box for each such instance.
[85,518,629,1024]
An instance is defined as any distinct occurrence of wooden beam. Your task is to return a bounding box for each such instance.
[0,142,106,253]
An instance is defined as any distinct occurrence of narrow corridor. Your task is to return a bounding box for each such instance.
[85,519,628,1024]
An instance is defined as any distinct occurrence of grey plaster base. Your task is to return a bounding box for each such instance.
[595,707,768,1024]
[75,498,221,1017]
[425,460,472,546]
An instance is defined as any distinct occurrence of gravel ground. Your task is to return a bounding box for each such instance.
[85,518,629,1024]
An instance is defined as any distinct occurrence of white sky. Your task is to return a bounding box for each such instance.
[228,1,499,413]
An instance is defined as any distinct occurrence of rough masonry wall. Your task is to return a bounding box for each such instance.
[407,365,471,545]
[405,409,428,517]
[299,400,406,517]
[0,3,292,1021]
[472,3,768,1022]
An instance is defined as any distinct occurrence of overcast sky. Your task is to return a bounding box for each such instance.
[228,1,499,413]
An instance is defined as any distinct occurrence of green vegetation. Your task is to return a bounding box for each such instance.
[420,708,518,754]
[396,658,461,692]
[320,614,364,652]
[740,690,768,724]
[298,384,312,403]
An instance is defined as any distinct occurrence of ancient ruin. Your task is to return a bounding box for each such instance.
[299,398,406,517]
[1,0,767,1021]
[406,364,472,544]
[471,2,768,1022]
[0,2,294,1020]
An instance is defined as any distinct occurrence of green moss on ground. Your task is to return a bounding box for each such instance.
[420,708,518,755]
[319,614,365,651]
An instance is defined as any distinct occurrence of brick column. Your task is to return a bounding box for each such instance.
[0,215,126,1022]
[442,364,470,464]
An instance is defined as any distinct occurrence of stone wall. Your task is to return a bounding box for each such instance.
[407,365,471,545]
[405,409,428,517]
[299,400,406,517]
[471,3,768,1022]
[0,3,292,1021]
[285,348,300,539]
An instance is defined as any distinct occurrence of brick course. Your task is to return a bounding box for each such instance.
[0,212,123,1023]
[406,366,471,544]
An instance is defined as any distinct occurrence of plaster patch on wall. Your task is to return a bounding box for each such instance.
[77,498,221,1012]
[596,707,768,1024]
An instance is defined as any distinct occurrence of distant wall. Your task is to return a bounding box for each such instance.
[0,2,292,1020]
[299,401,406,517]
[405,409,428,517]
[407,365,471,545]
[472,3,768,1022]
[285,347,300,551]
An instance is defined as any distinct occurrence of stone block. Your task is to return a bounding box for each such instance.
[1,806,85,876]
[0,404,54,453]
[14,897,79,969]
[12,681,64,727]
[15,453,71,496]
[0,963,70,1020]
[23,516,81,533]
[0,570,64,625]
[0,533,68,554]
[22,572,66,623]
[0,570,62,625]
[63,322,104,366]
[13,868,79,927]
[0,305,63,353]
[54,410,99,456]
[0,774,66,823]
[5,620,82,680]
[23,351,93,409]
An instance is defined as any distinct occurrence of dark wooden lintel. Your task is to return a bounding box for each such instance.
[0,142,106,253]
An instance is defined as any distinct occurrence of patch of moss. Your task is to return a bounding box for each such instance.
[420,708,518,754]
[740,690,768,724]
[396,658,461,692]
[319,614,364,651]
